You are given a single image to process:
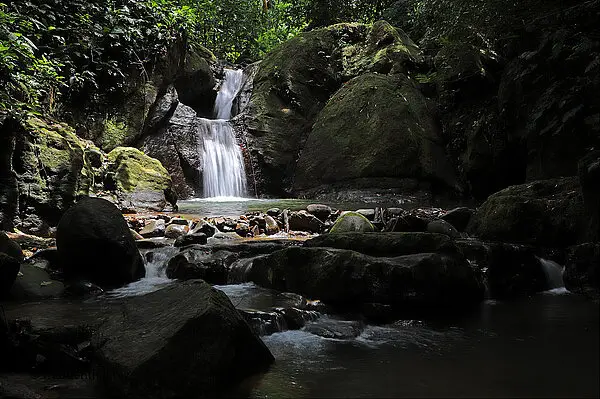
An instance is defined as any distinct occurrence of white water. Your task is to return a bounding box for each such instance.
[538,257,567,291]
[201,69,247,198]
[104,247,178,298]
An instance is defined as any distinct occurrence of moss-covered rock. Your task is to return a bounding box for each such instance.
[241,22,422,196]
[329,212,375,234]
[106,147,177,211]
[294,73,458,194]
[467,177,587,247]
[12,118,97,232]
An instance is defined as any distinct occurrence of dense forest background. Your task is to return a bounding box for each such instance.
[1,0,568,120]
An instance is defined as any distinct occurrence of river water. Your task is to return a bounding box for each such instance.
[245,290,599,398]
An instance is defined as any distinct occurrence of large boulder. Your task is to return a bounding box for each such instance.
[239,22,423,196]
[92,280,274,398]
[329,211,375,234]
[467,177,587,247]
[304,232,455,257]
[106,147,177,212]
[249,247,484,315]
[56,197,145,288]
[173,44,217,115]
[455,239,549,299]
[293,73,459,196]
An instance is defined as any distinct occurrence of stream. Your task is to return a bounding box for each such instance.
[104,246,599,398]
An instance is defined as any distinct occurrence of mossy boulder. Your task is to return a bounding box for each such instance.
[174,43,217,115]
[294,73,458,194]
[12,118,98,232]
[329,212,375,233]
[106,147,177,212]
[467,177,587,247]
[241,22,422,196]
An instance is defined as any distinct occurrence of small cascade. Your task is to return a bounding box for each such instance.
[104,247,178,298]
[200,68,247,198]
[538,257,567,291]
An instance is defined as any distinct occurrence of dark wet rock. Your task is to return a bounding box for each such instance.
[303,318,364,340]
[190,220,218,237]
[92,280,274,398]
[275,307,320,330]
[174,233,208,247]
[427,219,460,238]
[239,309,286,336]
[264,215,280,235]
[579,151,600,242]
[329,211,375,233]
[205,240,301,257]
[250,247,484,315]
[360,302,396,324]
[63,280,104,299]
[166,249,238,284]
[25,248,60,271]
[289,210,324,233]
[139,103,203,198]
[304,232,456,257]
[9,264,65,300]
[306,204,332,221]
[467,177,586,247]
[385,214,429,232]
[1,231,24,261]
[564,243,599,301]
[135,238,175,249]
[441,207,474,232]
[56,197,145,288]
[455,239,547,299]
[0,252,20,297]
[0,374,95,399]
[130,228,144,240]
[355,209,375,221]
[164,223,189,239]
[173,44,217,114]
[3,232,54,253]
[139,219,166,238]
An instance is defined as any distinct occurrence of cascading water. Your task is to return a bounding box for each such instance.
[537,257,568,294]
[200,69,247,198]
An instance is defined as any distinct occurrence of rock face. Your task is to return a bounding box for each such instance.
[239,21,425,196]
[467,177,586,247]
[56,197,145,288]
[564,243,599,301]
[140,103,204,198]
[294,73,458,195]
[329,211,375,233]
[92,280,274,398]
[249,247,484,315]
[579,151,600,242]
[106,147,177,212]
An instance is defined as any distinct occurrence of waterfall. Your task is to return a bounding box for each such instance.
[200,69,247,198]
[537,257,567,292]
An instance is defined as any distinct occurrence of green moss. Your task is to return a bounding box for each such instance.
[107,147,171,193]
[100,118,129,152]
[330,212,375,233]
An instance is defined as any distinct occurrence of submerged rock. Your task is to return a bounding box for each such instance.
[92,280,274,398]
[329,211,375,233]
[56,197,145,288]
[250,247,484,315]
